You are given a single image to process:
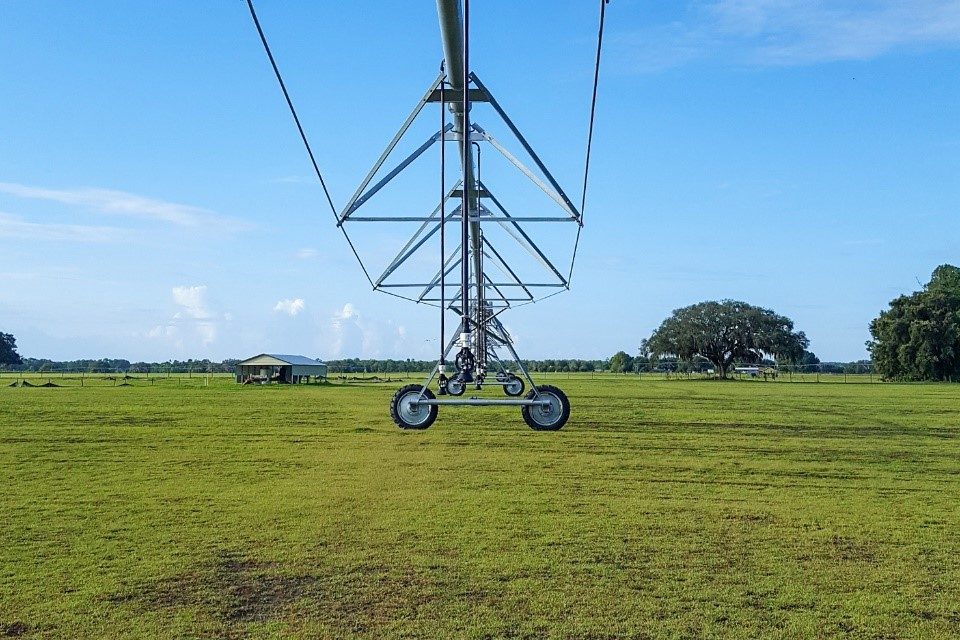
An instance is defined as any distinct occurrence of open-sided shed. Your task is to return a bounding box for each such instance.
[235,354,327,384]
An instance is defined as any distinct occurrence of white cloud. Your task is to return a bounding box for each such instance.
[172,285,209,317]
[333,302,358,323]
[326,302,409,358]
[274,298,306,316]
[0,211,127,242]
[296,248,318,259]
[329,303,363,356]
[145,285,222,351]
[616,0,960,71]
[0,182,241,228]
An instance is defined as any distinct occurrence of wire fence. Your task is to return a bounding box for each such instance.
[0,370,440,389]
[0,370,226,388]
[0,362,881,388]
[603,362,878,383]
[525,362,878,383]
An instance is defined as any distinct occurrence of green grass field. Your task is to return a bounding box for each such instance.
[2,375,959,639]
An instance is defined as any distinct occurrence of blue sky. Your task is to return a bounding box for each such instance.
[1,1,958,362]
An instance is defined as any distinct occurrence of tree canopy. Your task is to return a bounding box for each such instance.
[1,332,23,366]
[608,351,635,373]
[646,300,809,378]
[868,264,960,381]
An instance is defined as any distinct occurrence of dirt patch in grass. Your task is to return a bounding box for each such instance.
[107,551,452,635]
[0,621,28,637]
[827,535,877,563]
[722,512,774,524]
[108,552,320,624]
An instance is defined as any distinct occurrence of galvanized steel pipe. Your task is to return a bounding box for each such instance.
[436,0,482,330]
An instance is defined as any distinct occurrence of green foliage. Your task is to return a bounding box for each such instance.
[868,264,960,381]
[647,300,809,378]
[521,359,605,373]
[608,350,635,373]
[325,358,433,374]
[10,357,610,376]
[0,332,22,366]
[18,358,239,374]
[2,376,960,637]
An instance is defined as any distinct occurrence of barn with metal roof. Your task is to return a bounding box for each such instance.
[235,354,327,384]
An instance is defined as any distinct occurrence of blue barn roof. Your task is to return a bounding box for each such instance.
[266,354,325,366]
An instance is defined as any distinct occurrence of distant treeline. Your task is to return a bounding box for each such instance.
[325,358,610,374]
[609,353,874,375]
[3,356,873,375]
[10,358,242,374]
[7,357,612,374]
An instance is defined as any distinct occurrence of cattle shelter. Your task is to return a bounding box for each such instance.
[235,354,327,384]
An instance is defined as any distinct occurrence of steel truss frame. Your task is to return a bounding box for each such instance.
[337,0,581,420]
[242,0,603,426]
[339,72,579,410]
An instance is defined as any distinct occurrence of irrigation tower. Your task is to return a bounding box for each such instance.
[248,0,607,429]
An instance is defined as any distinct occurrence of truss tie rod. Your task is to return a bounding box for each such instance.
[415,398,552,407]
[346,216,576,223]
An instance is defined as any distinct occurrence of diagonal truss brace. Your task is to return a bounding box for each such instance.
[374,182,462,287]
[471,73,581,224]
[417,250,462,302]
[481,181,568,287]
[338,73,446,224]
[471,123,579,220]
[341,122,454,224]
[481,236,533,300]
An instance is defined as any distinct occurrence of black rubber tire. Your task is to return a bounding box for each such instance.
[503,374,525,397]
[390,384,438,430]
[521,385,570,431]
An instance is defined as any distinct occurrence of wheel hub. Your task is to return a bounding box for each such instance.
[399,393,429,424]
[531,393,562,425]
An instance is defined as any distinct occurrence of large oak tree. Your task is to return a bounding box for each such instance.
[868,264,960,381]
[1,332,22,366]
[647,300,809,379]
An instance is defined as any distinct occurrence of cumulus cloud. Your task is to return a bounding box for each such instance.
[333,303,358,322]
[326,302,409,358]
[615,0,960,71]
[0,182,243,228]
[172,285,211,319]
[274,298,306,316]
[296,248,318,259]
[329,303,363,357]
[145,285,222,351]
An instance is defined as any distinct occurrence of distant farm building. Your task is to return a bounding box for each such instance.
[235,354,327,384]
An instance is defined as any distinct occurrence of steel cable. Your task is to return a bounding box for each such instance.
[568,0,609,286]
[244,0,375,286]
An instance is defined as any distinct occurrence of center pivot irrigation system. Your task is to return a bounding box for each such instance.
[246,0,608,430]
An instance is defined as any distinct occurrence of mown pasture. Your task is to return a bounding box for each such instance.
[1,375,959,639]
